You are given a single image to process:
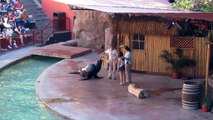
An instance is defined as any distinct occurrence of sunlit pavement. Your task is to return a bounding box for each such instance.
[36,52,213,120]
[0,47,212,120]
[0,46,36,69]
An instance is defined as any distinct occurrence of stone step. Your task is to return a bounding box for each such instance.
[22,1,36,5]
[20,0,57,45]
[36,21,51,28]
[42,25,54,29]
[23,2,36,5]
[25,7,42,12]
[33,29,59,43]
[33,19,50,26]
[44,31,71,45]
[27,11,44,15]
[32,12,47,16]
[31,14,47,19]
[22,2,38,8]
[35,20,51,25]
[31,16,50,21]
[20,0,35,4]
[23,4,38,9]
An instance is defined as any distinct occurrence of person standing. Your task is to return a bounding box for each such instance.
[123,45,132,83]
[117,51,125,85]
[105,44,118,80]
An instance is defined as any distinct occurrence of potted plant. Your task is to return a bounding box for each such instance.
[199,80,211,112]
[160,48,196,79]
[202,97,209,112]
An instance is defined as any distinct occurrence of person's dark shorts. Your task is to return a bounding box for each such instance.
[118,66,125,72]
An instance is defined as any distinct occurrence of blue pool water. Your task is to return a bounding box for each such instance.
[0,56,63,120]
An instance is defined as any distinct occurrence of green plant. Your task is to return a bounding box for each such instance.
[202,97,209,106]
[201,96,210,112]
[159,48,196,73]
[207,30,213,42]
[200,81,211,107]
[172,0,213,12]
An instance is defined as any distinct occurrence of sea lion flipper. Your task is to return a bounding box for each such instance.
[80,77,90,80]
[69,71,80,74]
[94,75,103,79]
[79,78,87,80]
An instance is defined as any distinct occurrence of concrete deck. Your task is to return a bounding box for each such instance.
[0,45,212,120]
[0,46,36,69]
[36,52,212,120]
[31,44,92,59]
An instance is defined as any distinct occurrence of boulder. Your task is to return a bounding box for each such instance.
[73,10,110,51]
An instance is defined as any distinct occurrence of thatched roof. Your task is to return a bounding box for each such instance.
[109,15,178,36]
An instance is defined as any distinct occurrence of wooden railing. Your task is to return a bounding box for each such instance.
[32,18,71,44]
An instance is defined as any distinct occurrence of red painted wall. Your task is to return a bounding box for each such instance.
[41,0,74,38]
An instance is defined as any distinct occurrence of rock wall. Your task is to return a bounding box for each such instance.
[73,10,110,51]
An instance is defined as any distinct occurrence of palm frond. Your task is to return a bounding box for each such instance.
[159,49,196,72]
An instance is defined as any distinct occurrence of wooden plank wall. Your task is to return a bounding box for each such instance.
[123,34,130,46]
[121,34,147,71]
[146,35,171,74]
[172,48,195,77]
[132,50,146,71]
[122,33,207,77]
[194,37,207,77]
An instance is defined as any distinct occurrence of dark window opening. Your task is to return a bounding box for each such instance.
[131,34,145,50]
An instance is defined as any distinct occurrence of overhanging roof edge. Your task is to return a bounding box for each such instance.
[53,0,213,21]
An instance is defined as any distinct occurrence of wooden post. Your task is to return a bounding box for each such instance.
[205,43,211,97]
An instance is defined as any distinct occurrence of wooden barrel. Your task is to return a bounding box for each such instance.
[182,81,200,110]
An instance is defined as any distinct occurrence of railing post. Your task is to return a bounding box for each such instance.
[53,19,55,33]
[32,31,35,45]
[68,18,70,31]
[41,30,43,44]
[31,19,60,45]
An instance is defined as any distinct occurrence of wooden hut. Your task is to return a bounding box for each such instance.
[109,14,211,77]
[54,0,213,78]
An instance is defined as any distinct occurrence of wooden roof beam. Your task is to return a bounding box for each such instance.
[68,5,93,10]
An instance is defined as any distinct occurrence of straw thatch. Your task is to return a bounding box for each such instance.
[109,15,178,36]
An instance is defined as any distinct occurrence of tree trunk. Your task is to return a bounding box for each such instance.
[128,83,149,99]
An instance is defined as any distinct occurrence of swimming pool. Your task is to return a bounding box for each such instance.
[0,56,63,120]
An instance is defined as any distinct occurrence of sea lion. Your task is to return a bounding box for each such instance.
[70,53,105,80]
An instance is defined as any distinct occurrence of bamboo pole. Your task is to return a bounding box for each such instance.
[205,43,211,97]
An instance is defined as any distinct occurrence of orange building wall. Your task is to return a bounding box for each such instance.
[41,0,74,38]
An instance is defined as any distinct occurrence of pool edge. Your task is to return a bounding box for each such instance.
[0,55,33,72]
[35,59,74,120]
